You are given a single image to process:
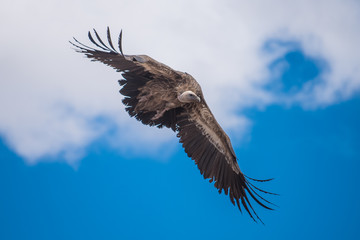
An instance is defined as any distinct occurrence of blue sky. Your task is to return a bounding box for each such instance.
[1,95,359,240]
[1,0,360,239]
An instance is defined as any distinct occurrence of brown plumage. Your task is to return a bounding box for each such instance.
[70,27,276,223]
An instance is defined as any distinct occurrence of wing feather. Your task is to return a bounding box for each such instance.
[70,28,183,131]
[88,31,109,51]
[176,107,275,223]
[70,28,145,75]
[106,27,118,52]
[92,28,112,51]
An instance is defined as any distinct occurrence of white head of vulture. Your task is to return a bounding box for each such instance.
[70,27,277,223]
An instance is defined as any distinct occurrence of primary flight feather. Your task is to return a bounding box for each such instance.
[70,27,276,223]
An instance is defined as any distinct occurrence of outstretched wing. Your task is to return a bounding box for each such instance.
[176,102,276,223]
[70,27,182,130]
[70,27,143,74]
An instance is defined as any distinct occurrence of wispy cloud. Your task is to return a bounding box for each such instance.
[0,0,359,164]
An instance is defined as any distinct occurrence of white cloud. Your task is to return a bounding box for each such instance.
[0,0,359,164]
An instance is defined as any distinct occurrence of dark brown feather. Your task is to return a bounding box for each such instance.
[175,108,276,223]
[70,28,276,223]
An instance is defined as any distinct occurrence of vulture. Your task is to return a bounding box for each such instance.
[70,27,276,223]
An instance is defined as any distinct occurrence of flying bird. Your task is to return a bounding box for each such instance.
[70,27,276,223]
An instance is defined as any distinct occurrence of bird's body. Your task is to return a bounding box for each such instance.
[70,28,275,223]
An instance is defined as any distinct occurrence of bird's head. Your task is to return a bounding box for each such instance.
[178,91,201,103]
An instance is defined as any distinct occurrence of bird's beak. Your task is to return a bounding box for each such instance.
[196,96,201,102]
